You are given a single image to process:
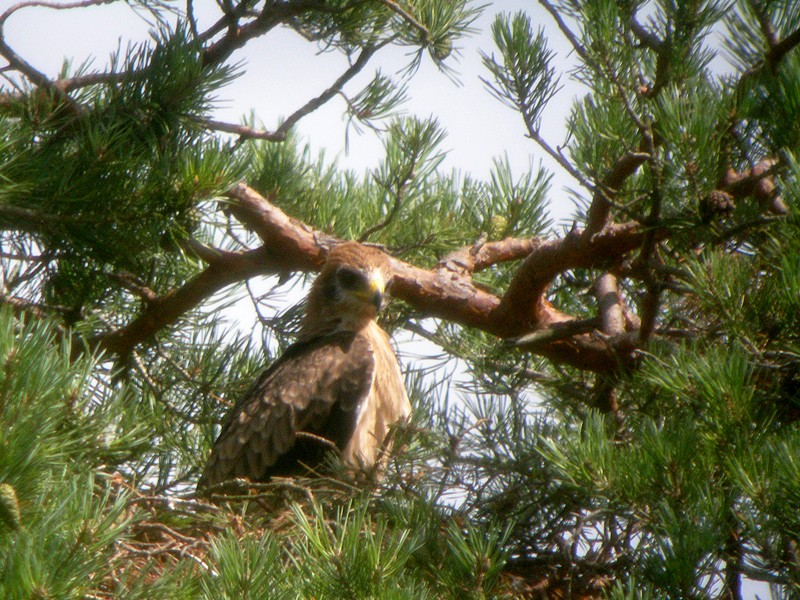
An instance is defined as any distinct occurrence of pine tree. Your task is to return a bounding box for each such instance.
[0,1,798,598]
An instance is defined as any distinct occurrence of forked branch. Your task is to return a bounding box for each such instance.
[90,185,655,372]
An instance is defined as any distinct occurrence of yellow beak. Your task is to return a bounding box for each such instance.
[354,273,385,310]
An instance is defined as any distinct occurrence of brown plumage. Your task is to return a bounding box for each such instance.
[198,243,411,491]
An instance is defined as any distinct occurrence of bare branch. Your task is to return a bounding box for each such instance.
[595,273,624,336]
[277,42,386,135]
[195,117,284,142]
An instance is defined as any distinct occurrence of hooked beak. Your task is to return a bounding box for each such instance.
[356,272,385,311]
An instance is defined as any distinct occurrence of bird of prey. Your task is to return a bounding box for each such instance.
[198,242,411,491]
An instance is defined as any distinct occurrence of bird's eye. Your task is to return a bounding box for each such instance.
[336,267,362,290]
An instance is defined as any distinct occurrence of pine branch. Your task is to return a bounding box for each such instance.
[93,246,273,357]
[595,273,625,336]
[276,41,388,136]
[89,185,656,371]
[195,117,284,142]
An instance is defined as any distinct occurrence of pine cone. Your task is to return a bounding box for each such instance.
[700,190,735,223]
[0,483,21,531]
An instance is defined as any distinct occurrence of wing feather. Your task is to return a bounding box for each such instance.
[199,332,375,489]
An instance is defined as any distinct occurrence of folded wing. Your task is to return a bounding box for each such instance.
[198,331,375,489]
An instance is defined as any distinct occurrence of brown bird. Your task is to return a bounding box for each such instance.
[198,242,411,491]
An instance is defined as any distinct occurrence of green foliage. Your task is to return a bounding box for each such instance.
[200,531,287,600]
[568,93,639,179]
[0,310,143,598]
[482,12,559,130]
[1,25,245,313]
[345,71,409,133]
[288,501,428,598]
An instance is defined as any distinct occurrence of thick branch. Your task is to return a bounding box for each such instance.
[496,221,652,331]
[437,237,542,276]
[224,183,334,267]
[91,185,653,371]
[94,247,274,356]
[595,273,624,336]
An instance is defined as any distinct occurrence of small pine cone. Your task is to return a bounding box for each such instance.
[700,190,736,223]
[0,483,21,531]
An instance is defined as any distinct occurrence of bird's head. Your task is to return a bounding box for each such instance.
[302,243,393,337]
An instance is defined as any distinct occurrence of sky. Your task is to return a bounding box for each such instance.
[4,0,582,223]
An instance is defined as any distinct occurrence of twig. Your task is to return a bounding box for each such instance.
[378,0,429,39]
[277,41,389,135]
[506,318,600,348]
[195,117,285,142]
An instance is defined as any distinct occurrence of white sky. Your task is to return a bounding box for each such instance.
[4,0,582,223]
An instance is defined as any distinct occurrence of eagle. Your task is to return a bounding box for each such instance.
[198,242,411,491]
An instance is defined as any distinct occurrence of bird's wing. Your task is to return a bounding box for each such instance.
[198,332,375,488]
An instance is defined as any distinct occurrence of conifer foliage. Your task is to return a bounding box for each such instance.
[0,1,799,597]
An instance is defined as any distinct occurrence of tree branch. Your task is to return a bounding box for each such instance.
[585,150,651,235]
[88,185,655,371]
[195,118,284,142]
[595,273,625,336]
[276,42,386,136]
[496,221,652,330]
[770,24,800,69]
[93,247,274,356]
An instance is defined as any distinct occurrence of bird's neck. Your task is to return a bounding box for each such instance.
[299,312,375,341]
